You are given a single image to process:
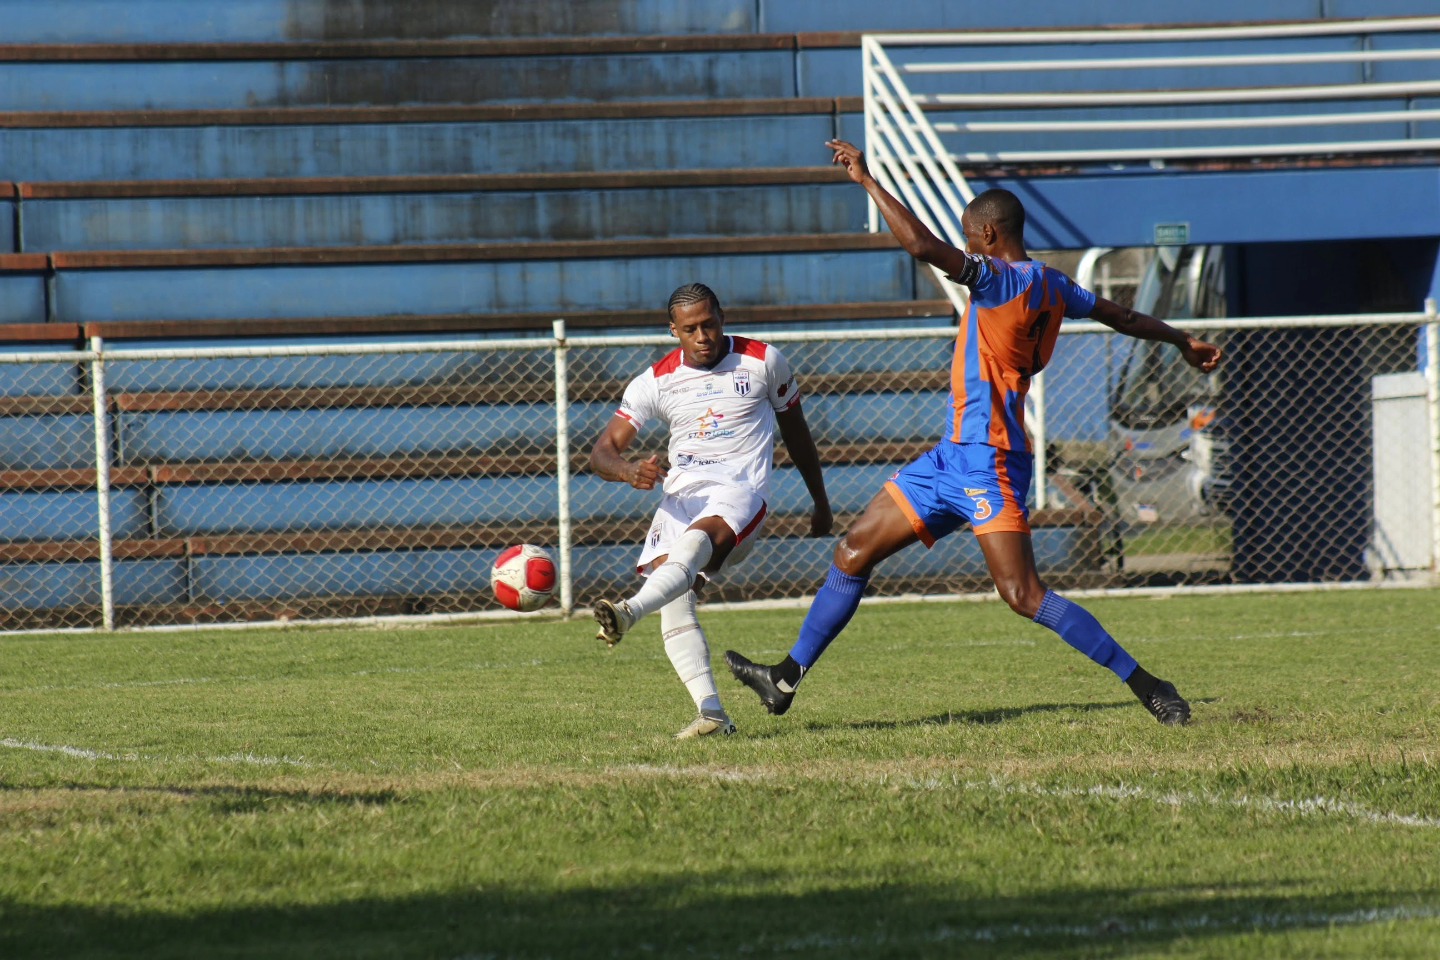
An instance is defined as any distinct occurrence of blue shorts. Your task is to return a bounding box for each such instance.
[884,441,1033,545]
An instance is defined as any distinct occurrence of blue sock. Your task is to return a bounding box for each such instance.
[789,565,868,671]
[1032,590,1138,681]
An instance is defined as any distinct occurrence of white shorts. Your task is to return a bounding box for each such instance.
[636,482,769,577]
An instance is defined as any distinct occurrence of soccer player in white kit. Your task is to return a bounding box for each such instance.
[589,283,832,738]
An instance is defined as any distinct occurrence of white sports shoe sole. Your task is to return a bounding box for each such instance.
[674,711,737,740]
[593,599,634,648]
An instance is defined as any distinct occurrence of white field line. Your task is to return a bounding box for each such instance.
[625,763,768,783]
[935,775,1440,830]
[14,659,552,693]
[0,737,309,768]
[695,902,1440,956]
[617,765,1440,831]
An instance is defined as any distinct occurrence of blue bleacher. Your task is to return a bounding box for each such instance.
[0,489,148,540]
[0,558,184,610]
[152,464,905,539]
[0,273,47,325]
[0,0,758,43]
[0,115,850,183]
[0,350,80,396]
[20,184,867,252]
[104,342,498,392]
[0,53,800,112]
[50,249,916,324]
[117,404,571,463]
[0,415,94,470]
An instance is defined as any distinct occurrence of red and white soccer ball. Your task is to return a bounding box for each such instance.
[491,544,557,612]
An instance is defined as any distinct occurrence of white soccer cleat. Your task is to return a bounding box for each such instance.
[592,598,636,648]
[674,707,737,740]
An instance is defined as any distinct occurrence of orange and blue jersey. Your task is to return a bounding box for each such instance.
[945,253,1096,452]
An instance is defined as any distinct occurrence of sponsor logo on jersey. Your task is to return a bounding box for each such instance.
[686,407,734,442]
[675,453,722,468]
[732,369,751,396]
[696,377,726,399]
[964,487,989,497]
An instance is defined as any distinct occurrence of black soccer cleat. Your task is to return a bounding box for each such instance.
[1142,679,1191,726]
[725,650,796,716]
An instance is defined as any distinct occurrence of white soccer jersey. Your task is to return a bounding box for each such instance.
[614,335,801,499]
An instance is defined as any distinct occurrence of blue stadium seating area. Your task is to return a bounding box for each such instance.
[1,0,1436,624]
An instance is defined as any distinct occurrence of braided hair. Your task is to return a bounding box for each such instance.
[666,282,721,320]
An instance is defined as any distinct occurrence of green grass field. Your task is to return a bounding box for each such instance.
[2,587,1438,959]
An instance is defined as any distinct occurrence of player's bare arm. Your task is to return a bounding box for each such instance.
[826,139,974,278]
[589,415,666,490]
[1088,297,1223,374]
[775,403,834,538]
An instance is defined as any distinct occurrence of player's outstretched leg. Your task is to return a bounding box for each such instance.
[592,598,636,649]
[594,529,714,647]
[726,564,868,715]
[1031,589,1190,726]
[1138,678,1190,726]
[724,650,794,716]
[662,591,736,739]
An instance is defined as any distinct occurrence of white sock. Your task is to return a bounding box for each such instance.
[660,591,720,712]
[626,528,713,623]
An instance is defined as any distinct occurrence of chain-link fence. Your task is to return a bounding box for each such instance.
[1,313,1436,631]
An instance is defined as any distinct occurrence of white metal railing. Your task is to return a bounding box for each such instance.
[862,17,1440,172]
[0,312,1434,632]
[859,15,1440,239]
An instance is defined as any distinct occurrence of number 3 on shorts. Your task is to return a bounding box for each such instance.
[972,497,992,521]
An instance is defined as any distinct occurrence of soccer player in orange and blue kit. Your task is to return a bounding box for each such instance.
[726,139,1223,725]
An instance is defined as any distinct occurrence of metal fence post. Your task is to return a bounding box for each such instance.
[553,319,574,617]
[1426,298,1440,580]
[88,335,115,630]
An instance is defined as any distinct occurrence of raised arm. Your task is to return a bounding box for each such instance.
[827,139,974,279]
[589,415,666,490]
[1088,297,1223,373]
[775,404,833,538]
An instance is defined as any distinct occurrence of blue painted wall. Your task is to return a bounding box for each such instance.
[967,166,1440,251]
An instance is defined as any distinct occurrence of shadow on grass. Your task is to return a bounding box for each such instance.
[808,699,1140,731]
[3,782,402,813]
[785,694,1225,733]
[0,879,1430,960]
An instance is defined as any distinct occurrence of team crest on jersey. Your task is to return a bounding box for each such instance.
[732,369,751,396]
[648,526,662,548]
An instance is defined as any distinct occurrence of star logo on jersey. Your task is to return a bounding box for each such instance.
[693,407,726,439]
[732,369,751,396]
